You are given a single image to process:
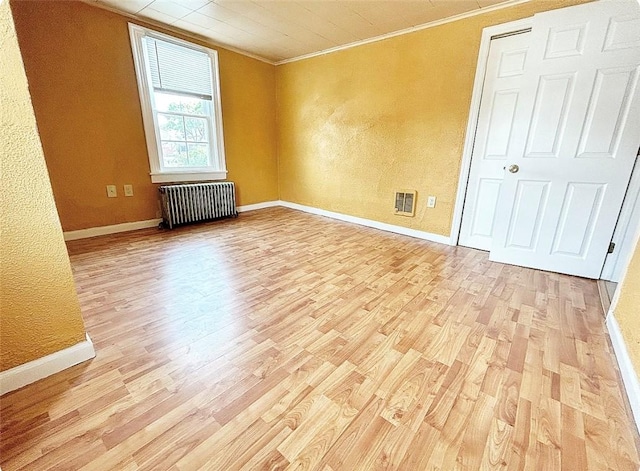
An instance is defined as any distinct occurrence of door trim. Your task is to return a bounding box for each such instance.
[450,18,532,245]
[601,155,640,281]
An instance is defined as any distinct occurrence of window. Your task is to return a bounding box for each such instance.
[129,24,226,183]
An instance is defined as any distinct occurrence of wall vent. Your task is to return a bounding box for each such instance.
[394,190,416,217]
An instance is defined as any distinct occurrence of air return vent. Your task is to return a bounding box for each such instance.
[394,190,416,217]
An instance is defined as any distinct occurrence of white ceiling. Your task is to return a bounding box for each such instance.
[92,0,518,63]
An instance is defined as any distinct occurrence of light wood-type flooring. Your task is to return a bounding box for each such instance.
[1,207,639,470]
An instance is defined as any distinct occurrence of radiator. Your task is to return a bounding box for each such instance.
[159,182,238,229]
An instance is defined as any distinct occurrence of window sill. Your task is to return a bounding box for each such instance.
[151,171,227,184]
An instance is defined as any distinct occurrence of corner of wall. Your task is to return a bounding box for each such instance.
[274,62,283,202]
[1,0,89,375]
[606,229,640,431]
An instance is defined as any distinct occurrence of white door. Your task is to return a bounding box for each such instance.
[490,0,640,279]
[459,32,531,251]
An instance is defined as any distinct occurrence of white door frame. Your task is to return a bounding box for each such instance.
[601,156,640,281]
[450,12,639,276]
[450,18,533,245]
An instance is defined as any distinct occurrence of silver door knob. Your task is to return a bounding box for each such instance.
[507,164,519,173]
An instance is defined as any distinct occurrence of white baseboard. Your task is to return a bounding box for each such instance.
[606,312,640,431]
[63,201,282,240]
[237,201,280,212]
[279,200,453,245]
[62,201,452,247]
[0,334,96,395]
[64,219,162,241]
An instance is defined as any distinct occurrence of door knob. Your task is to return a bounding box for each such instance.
[507,164,519,173]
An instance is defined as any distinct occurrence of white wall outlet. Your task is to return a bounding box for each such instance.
[124,184,134,197]
[106,185,117,198]
[427,195,437,208]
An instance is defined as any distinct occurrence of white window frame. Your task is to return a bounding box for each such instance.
[128,23,227,184]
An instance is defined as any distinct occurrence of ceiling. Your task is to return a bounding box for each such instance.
[92,0,518,63]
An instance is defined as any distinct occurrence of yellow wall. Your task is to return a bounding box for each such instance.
[614,239,640,376]
[0,0,87,372]
[2,0,636,382]
[276,0,588,236]
[10,0,278,232]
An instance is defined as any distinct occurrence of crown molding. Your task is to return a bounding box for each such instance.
[276,0,532,65]
[81,0,532,66]
[78,0,276,65]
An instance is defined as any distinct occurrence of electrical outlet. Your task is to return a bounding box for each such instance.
[106,185,117,198]
[124,184,134,197]
[427,196,437,208]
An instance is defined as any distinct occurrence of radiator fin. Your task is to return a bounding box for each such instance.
[159,182,237,229]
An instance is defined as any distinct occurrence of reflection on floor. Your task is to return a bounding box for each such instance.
[1,207,638,470]
[604,281,618,303]
[597,279,619,314]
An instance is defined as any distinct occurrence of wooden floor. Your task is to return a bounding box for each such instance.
[1,207,638,470]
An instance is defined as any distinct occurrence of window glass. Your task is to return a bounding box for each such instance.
[129,24,226,182]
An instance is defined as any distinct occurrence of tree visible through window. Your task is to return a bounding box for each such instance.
[129,24,227,183]
[156,93,210,168]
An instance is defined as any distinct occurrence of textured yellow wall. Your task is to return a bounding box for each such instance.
[614,239,640,376]
[0,0,87,372]
[10,0,278,232]
[276,0,588,236]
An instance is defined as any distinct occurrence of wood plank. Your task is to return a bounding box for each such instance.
[0,208,637,470]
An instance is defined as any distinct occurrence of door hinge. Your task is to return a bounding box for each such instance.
[608,242,615,254]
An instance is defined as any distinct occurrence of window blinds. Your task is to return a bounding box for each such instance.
[144,36,213,99]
